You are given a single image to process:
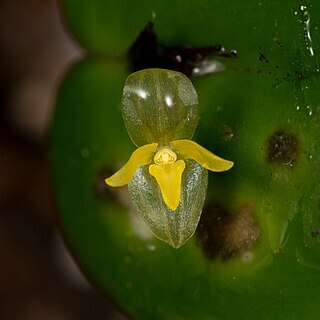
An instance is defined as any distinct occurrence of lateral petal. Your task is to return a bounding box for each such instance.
[170,139,234,172]
[105,143,158,186]
[149,160,186,211]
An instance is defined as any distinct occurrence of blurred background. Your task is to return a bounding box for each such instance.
[0,0,126,318]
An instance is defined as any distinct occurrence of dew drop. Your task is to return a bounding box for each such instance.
[147,244,157,251]
[81,148,90,158]
[295,246,320,270]
[126,282,133,289]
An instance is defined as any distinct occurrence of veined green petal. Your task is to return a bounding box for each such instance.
[170,139,234,172]
[105,143,158,186]
[149,160,186,211]
[129,160,207,248]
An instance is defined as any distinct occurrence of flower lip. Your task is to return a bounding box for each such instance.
[154,148,177,165]
[149,159,185,211]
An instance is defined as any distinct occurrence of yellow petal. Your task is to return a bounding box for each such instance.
[105,143,158,186]
[149,160,186,211]
[170,139,234,172]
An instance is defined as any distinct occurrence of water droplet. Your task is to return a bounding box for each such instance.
[176,54,182,63]
[147,244,157,251]
[126,282,133,289]
[303,9,314,56]
[295,246,320,270]
[222,125,234,141]
[191,60,225,77]
[81,148,90,158]
[193,67,200,74]
[230,49,238,56]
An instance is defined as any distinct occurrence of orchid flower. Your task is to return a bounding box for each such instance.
[106,69,233,248]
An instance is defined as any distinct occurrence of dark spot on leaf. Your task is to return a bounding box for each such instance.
[311,230,320,238]
[93,169,132,210]
[276,40,283,48]
[128,22,237,78]
[196,202,260,260]
[259,52,269,63]
[295,70,306,80]
[220,125,234,141]
[93,168,118,202]
[266,130,299,167]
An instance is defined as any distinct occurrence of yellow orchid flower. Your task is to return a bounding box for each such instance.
[106,140,233,210]
[105,68,234,248]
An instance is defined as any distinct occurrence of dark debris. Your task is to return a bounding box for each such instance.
[128,22,237,78]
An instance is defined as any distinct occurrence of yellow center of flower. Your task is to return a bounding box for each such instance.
[153,148,177,165]
[149,147,184,210]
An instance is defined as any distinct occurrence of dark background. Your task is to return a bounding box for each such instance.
[0,1,126,318]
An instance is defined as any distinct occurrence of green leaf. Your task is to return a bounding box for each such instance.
[51,1,320,319]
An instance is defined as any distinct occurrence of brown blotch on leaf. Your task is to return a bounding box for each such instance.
[196,202,260,260]
[311,230,320,238]
[93,168,118,202]
[266,130,299,167]
[93,168,132,209]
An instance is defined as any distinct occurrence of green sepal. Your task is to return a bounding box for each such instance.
[121,68,199,146]
[128,160,208,248]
